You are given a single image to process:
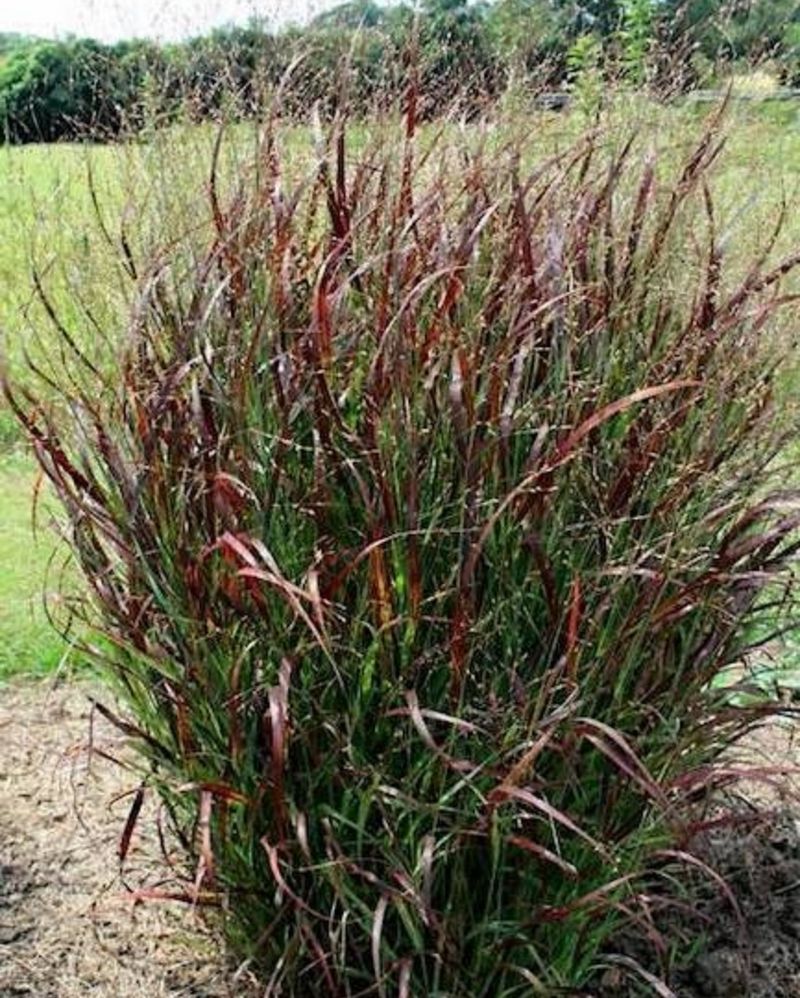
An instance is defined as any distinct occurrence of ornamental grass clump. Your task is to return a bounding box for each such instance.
[7,98,800,993]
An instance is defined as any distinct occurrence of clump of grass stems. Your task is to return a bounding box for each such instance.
[6,90,800,994]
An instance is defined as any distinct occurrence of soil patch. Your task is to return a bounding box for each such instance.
[673,809,800,997]
[672,721,800,997]
[600,721,800,997]
[0,677,258,997]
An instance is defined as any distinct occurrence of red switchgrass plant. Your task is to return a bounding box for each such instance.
[6,95,800,993]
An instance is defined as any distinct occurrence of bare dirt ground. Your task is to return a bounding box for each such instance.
[3,676,800,997]
[0,677,257,997]
[669,723,800,998]
[600,722,800,998]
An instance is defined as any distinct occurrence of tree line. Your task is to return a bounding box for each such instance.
[1,0,798,143]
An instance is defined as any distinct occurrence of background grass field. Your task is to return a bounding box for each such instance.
[0,454,70,678]
[1,98,800,681]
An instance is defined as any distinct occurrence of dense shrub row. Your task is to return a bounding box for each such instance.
[2,0,800,143]
[7,93,800,991]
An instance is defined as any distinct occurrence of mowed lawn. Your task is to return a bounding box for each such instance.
[0,454,73,679]
[1,99,800,680]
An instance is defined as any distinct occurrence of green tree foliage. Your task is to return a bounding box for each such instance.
[0,39,127,142]
[561,0,621,36]
[311,0,388,28]
[618,0,653,84]
[0,33,38,59]
[418,0,498,108]
[0,0,798,144]
[722,0,800,63]
[485,0,570,83]
[567,31,604,115]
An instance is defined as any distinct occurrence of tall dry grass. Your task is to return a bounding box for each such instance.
[6,88,800,993]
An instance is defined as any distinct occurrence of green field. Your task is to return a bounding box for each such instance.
[1,99,800,680]
[0,454,72,678]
